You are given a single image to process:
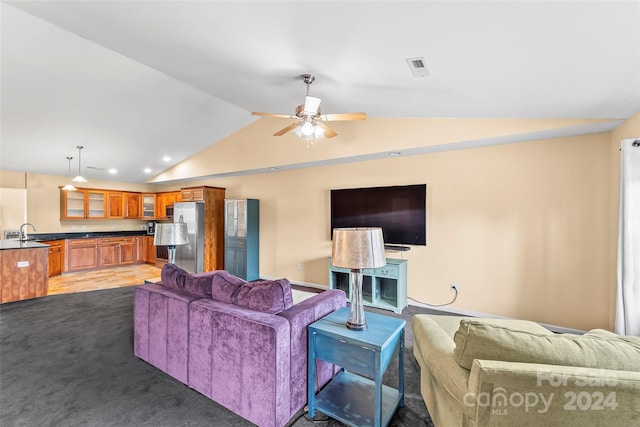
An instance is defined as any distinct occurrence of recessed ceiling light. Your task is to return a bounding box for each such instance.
[163,156,171,162]
[144,168,152,173]
[389,152,402,156]
[108,169,117,174]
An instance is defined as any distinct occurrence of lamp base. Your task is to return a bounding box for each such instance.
[346,269,367,331]
[346,320,367,331]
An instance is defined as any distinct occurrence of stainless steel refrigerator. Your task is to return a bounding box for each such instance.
[173,201,205,273]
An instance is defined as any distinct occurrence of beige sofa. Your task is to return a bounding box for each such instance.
[412,314,640,427]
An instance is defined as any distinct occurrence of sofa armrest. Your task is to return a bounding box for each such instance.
[187,299,291,427]
[277,289,346,414]
[412,315,476,424]
[133,283,200,384]
[467,359,640,427]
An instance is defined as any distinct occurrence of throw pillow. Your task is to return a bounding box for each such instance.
[210,270,247,303]
[160,264,213,298]
[235,279,294,314]
[453,320,640,371]
[161,263,188,291]
[183,272,214,298]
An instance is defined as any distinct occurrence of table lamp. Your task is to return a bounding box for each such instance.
[154,221,189,264]
[331,227,386,330]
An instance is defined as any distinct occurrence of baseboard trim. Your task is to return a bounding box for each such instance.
[407,297,585,334]
[262,276,586,335]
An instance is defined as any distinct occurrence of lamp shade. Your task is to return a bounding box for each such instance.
[154,223,189,246]
[332,227,386,270]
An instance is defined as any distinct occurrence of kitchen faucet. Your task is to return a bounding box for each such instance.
[19,223,36,241]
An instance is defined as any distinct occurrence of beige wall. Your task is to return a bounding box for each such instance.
[173,131,616,331]
[2,172,163,234]
[4,114,639,331]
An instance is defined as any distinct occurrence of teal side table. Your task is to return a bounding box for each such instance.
[308,307,405,427]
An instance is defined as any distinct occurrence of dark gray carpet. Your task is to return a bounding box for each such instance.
[1,287,436,426]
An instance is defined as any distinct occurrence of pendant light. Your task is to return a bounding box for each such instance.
[72,145,87,183]
[61,156,78,191]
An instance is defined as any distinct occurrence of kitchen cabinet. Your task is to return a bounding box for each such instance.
[59,187,222,221]
[155,191,182,219]
[66,238,99,271]
[144,236,156,263]
[42,240,64,277]
[181,187,205,201]
[0,244,49,303]
[98,237,135,267]
[142,194,156,218]
[134,236,145,263]
[107,192,140,219]
[125,193,141,219]
[197,186,226,271]
[224,199,259,280]
[107,192,124,218]
[60,188,107,219]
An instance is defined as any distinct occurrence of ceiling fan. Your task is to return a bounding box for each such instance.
[251,74,366,143]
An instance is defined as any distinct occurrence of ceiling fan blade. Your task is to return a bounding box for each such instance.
[252,112,294,119]
[318,123,338,138]
[321,113,367,121]
[273,123,300,136]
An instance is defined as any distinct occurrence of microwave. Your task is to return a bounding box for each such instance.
[166,204,174,219]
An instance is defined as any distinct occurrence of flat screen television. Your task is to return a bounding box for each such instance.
[330,184,426,246]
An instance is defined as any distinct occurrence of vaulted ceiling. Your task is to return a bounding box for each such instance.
[2,1,639,183]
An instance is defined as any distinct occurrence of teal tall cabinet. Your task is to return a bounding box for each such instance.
[224,199,259,280]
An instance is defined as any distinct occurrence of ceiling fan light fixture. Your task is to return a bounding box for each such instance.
[251,73,364,144]
[300,121,315,136]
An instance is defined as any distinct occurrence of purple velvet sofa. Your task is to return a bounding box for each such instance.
[133,264,346,427]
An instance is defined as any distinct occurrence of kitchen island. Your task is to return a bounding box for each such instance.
[0,240,49,303]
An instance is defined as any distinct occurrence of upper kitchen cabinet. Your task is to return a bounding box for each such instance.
[155,191,182,219]
[181,187,205,201]
[107,192,141,219]
[107,192,124,218]
[60,188,106,219]
[141,194,156,218]
[124,192,141,219]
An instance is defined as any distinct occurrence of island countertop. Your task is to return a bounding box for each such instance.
[0,240,50,250]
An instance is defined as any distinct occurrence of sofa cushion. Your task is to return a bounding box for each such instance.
[235,279,294,314]
[453,319,640,371]
[210,271,294,314]
[210,270,247,303]
[160,264,212,298]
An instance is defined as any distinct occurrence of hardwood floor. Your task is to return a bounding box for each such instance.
[48,264,162,295]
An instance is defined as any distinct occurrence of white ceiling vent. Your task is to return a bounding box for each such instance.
[406,57,431,77]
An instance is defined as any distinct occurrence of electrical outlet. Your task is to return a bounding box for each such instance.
[450,283,458,293]
[296,263,302,271]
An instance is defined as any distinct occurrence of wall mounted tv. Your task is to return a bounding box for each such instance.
[330,184,426,246]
